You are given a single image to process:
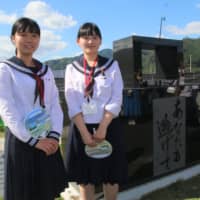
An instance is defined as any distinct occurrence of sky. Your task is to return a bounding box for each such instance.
[0,0,200,62]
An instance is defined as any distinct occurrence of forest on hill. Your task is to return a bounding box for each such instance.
[183,38,200,70]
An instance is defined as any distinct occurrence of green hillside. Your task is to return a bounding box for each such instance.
[183,37,200,70]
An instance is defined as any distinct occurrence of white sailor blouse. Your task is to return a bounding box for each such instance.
[0,57,63,146]
[65,55,123,124]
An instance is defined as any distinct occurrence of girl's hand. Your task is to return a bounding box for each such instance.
[93,110,113,143]
[81,132,97,147]
[93,126,107,143]
[35,138,59,156]
[72,113,97,147]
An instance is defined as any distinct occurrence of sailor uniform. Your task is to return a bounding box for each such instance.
[64,55,128,185]
[65,55,123,123]
[0,57,67,200]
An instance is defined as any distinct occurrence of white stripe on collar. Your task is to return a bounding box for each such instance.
[72,58,114,75]
[1,60,47,76]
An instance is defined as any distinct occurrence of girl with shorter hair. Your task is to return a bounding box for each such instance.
[64,22,128,200]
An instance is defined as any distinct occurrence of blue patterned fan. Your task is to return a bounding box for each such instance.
[24,107,51,139]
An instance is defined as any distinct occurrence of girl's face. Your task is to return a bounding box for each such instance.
[11,31,40,57]
[77,35,101,56]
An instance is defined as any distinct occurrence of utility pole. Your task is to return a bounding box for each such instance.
[189,54,192,72]
[159,17,166,38]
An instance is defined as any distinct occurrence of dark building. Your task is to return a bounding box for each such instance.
[112,35,200,189]
[113,35,183,88]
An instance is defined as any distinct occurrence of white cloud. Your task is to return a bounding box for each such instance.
[0,32,68,60]
[166,21,200,35]
[24,1,77,29]
[0,1,78,60]
[36,30,67,57]
[0,11,17,24]
[0,36,15,59]
[196,3,200,8]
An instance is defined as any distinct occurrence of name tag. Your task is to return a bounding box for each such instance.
[82,100,97,115]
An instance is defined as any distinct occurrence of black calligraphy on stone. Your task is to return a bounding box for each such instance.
[156,98,183,170]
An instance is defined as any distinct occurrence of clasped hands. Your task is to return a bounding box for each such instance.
[35,138,59,156]
[83,126,107,147]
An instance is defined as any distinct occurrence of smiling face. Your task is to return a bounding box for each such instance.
[76,22,102,58]
[11,31,40,57]
[77,34,101,56]
[10,17,41,60]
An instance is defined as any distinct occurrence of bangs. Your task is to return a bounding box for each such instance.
[77,22,102,39]
[16,23,40,35]
[79,28,98,37]
[11,17,40,36]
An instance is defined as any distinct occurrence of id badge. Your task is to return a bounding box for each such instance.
[82,100,97,115]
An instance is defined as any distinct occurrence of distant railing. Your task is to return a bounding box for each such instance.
[184,72,200,85]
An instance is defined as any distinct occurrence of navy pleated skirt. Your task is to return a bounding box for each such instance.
[4,128,68,200]
[64,118,128,186]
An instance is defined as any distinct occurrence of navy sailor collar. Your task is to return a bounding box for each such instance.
[2,56,48,77]
[72,55,114,76]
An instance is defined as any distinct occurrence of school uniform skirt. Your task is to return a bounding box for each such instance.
[4,128,68,200]
[65,118,128,186]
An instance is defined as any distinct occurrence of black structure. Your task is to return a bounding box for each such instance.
[112,35,200,189]
[113,35,183,88]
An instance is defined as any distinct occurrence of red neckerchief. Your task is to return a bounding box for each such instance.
[30,61,45,108]
[32,74,45,107]
[83,57,98,100]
